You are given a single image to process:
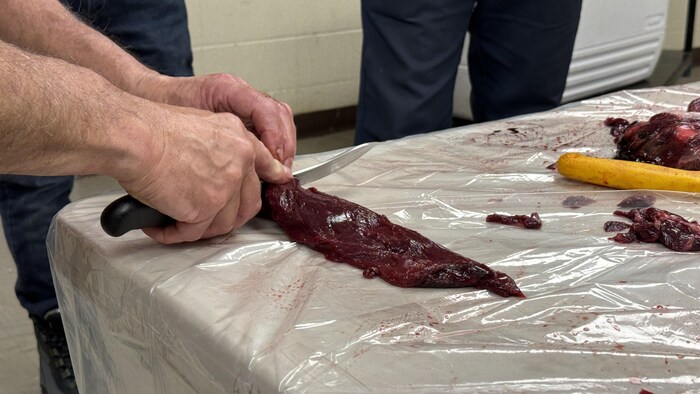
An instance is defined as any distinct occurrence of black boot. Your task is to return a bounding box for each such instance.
[31,309,79,394]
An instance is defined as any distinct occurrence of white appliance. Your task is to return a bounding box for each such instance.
[452,0,669,119]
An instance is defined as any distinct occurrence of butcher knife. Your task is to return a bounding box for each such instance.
[100,142,375,237]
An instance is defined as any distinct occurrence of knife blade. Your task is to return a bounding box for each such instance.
[100,142,375,237]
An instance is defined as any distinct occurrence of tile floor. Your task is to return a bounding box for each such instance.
[1,49,700,393]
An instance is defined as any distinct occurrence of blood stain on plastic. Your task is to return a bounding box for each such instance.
[562,195,596,209]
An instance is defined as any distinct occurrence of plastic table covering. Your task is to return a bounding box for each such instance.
[48,84,700,393]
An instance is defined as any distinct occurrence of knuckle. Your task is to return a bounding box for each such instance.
[250,198,263,215]
[180,207,201,224]
[209,222,234,237]
[167,226,201,244]
[217,112,244,127]
[210,73,247,87]
[235,143,256,164]
[182,233,201,243]
[239,197,262,221]
[225,167,245,187]
[208,190,231,211]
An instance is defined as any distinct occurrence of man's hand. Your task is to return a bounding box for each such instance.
[136,73,297,169]
[0,1,298,244]
[0,42,291,244]
[116,103,292,244]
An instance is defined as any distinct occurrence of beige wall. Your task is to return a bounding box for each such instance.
[185,0,362,115]
[665,0,691,50]
[185,1,692,115]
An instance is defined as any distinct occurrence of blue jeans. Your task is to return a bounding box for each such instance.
[355,0,582,143]
[0,0,193,318]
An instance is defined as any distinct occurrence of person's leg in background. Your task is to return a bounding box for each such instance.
[0,1,193,392]
[70,0,194,77]
[355,0,476,144]
[467,0,582,123]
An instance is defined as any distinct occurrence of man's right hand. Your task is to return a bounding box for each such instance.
[115,102,292,244]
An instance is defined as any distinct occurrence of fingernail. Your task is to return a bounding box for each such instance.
[276,148,283,160]
[284,158,294,169]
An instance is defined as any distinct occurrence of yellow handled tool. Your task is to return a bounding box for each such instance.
[556,153,700,192]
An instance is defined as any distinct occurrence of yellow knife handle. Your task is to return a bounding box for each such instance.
[556,153,700,192]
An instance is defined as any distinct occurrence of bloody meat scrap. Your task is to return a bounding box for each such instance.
[605,207,700,252]
[264,179,524,298]
[486,212,542,229]
[605,98,700,170]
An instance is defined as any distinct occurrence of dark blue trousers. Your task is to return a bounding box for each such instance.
[0,0,193,318]
[355,0,582,144]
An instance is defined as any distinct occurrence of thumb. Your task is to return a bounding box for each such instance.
[251,136,292,183]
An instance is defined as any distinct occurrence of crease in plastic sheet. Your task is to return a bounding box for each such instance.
[48,84,700,393]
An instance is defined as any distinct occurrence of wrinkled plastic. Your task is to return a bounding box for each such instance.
[48,84,700,393]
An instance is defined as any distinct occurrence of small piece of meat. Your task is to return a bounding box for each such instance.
[486,212,542,229]
[617,193,656,208]
[563,195,595,209]
[264,179,524,298]
[604,221,631,232]
[688,97,700,112]
[611,232,637,244]
[607,207,700,252]
[604,102,700,170]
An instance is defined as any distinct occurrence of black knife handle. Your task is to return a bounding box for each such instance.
[101,182,274,237]
[100,195,175,237]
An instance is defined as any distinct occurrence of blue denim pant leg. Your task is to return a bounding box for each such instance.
[0,175,73,317]
[63,0,194,77]
[1,0,193,319]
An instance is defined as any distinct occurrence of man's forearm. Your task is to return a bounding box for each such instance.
[0,40,153,179]
[0,0,160,96]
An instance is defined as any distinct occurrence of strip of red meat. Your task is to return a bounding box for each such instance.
[486,212,542,229]
[264,179,524,298]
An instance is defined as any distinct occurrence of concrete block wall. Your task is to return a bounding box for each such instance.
[185,0,695,116]
[185,0,362,115]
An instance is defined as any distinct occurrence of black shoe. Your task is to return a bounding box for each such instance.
[31,309,79,394]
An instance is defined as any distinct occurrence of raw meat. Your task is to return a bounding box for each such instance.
[603,221,630,232]
[605,98,700,170]
[264,179,524,298]
[486,212,542,229]
[605,207,700,252]
[688,97,700,112]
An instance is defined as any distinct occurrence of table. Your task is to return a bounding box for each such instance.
[49,84,700,393]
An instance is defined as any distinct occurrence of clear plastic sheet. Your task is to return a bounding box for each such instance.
[48,84,700,393]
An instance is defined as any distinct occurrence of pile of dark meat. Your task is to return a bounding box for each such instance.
[605,207,700,252]
[605,98,700,170]
[264,179,524,298]
[602,99,700,252]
